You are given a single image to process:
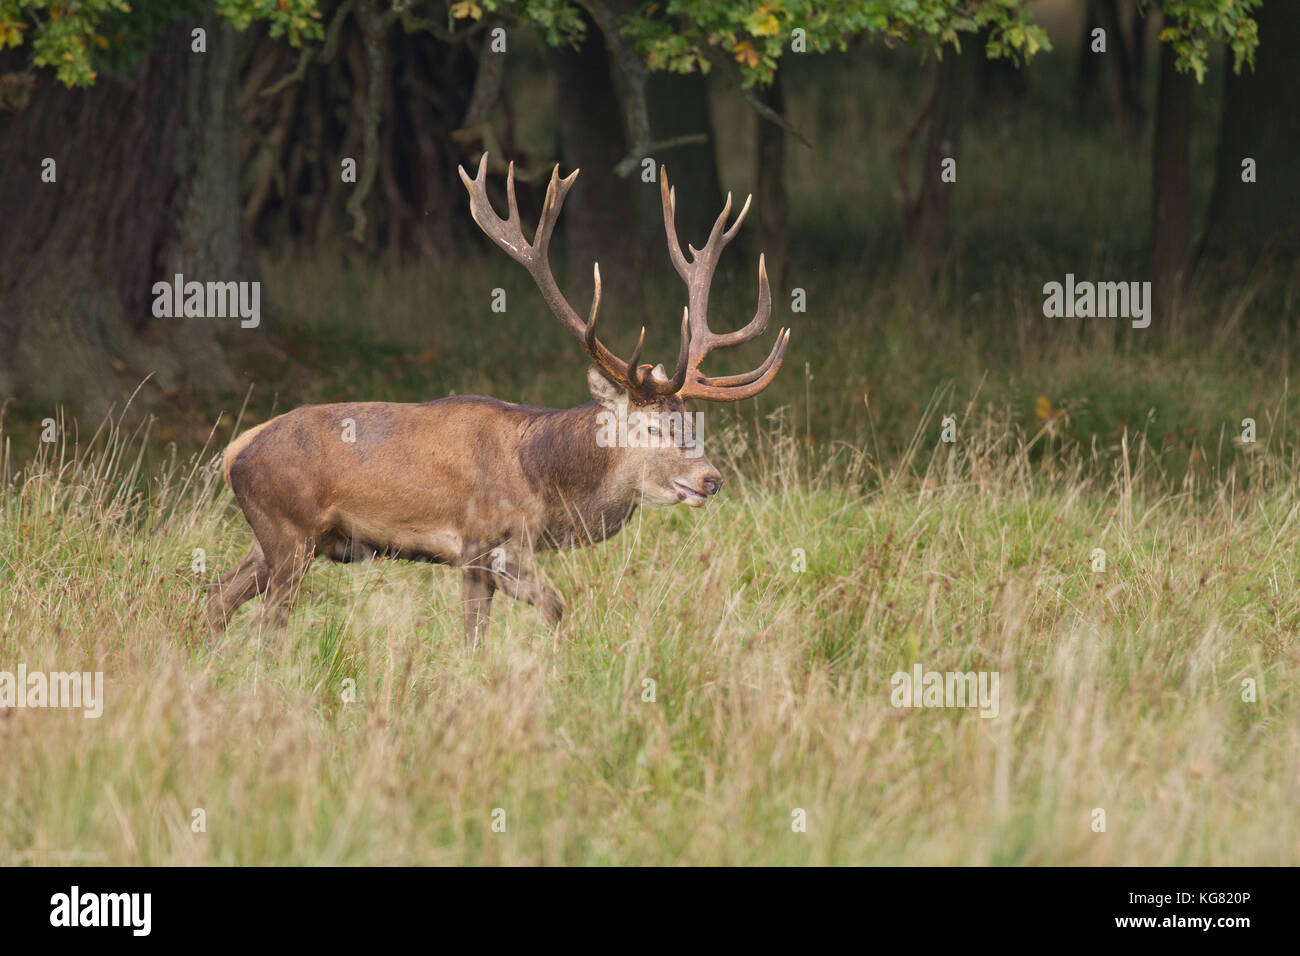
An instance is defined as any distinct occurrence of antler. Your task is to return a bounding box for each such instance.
[458,153,687,397]
[659,166,790,402]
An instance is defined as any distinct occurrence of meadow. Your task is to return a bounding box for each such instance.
[0,37,1296,865]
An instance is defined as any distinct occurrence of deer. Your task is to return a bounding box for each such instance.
[208,153,791,644]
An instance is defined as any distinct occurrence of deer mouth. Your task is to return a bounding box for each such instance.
[673,480,708,506]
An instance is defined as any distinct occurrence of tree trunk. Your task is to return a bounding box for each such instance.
[1150,36,1191,328]
[753,70,789,291]
[900,48,971,300]
[553,14,641,313]
[0,15,249,413]
[1200,1,1300,260]
[1076,0,1144,132]
[645,70,723,244]
[1075,2,1102,114]
[1128,2,1147,92]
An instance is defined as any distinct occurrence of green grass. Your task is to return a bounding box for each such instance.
[0,396,1295,864]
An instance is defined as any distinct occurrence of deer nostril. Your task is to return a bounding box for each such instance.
[704,477,722,496]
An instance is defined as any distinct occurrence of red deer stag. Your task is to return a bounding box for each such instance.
[209,153,790,643]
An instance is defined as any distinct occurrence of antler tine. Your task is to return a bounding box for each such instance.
[581,263,637,388]
[458,153,535,267]
[722,193,752,242]
[679,329,791,402]
[672,183,765,360]
[698,252,771,353]
[505,160,521,235]
[657,166,783,402]
[659,168,689,281]
[461,153,649,393]
[533,163,578,257]
[661,308,692,394]
[625,326,648,388]
[586,261,602,329]
[626,308,691,396]
[685,191,734,263]
[693,326,787,388]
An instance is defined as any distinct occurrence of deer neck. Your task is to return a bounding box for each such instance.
[521,401,640,546]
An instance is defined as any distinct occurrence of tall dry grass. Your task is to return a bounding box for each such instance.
[0,390,1294,865]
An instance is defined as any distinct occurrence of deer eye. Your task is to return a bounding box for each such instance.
[646,423,661,437]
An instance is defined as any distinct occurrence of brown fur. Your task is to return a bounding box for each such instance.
[222,420,272,484]
[208,377,722,643]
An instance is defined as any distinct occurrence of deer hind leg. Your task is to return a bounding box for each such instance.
[224,455,320,629]
[462,565,496,648]
[257,533,317,629]
[207,541,270,629]
[231,497,318,629]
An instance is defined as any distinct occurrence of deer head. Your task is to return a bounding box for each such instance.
[458,153,790,508]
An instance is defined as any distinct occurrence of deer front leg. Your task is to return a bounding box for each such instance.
[462,565,496,647]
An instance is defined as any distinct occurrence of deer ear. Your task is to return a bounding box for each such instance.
[587,367,627,411]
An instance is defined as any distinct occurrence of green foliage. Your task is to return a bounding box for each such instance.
[0,0,1264,91]
[0,0,136,86]
[0,0,317,87]
[622,0,1052,87]
[215,0,322,46]
[450,0,586,48]
[1157,0,1261,82]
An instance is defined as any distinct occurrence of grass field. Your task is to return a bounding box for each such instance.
[0,384,1296,864]
[1,39,1297,865]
